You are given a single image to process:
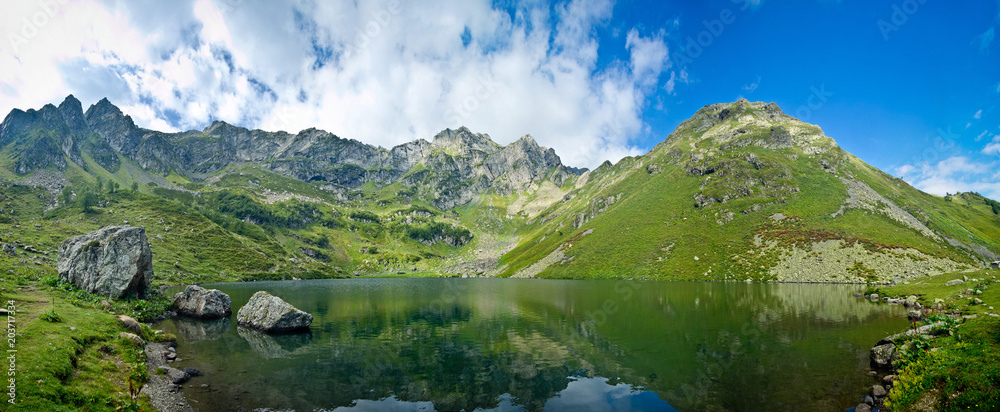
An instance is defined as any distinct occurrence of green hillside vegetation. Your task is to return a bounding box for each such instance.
[497,101,999,281]
[1,99,997,286]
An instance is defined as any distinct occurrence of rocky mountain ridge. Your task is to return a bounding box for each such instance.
[1,95,583,209]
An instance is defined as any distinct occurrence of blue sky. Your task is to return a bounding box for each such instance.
[1,0,998,197]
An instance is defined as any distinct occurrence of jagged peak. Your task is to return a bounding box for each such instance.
[432,127,500,154]
[59,94,82,111]
[513,134,538,147]
[85,97,124,119]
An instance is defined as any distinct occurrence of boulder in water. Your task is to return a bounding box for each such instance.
[172,285,232,319]
[236,291,312,333]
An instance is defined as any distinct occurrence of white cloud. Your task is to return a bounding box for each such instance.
[625,28,669,87]
[896,156,1000,199]
[974,109,983,119]
[984,135,1000,156]
[0,0,679,169]
[743,76,761,94]
[977,130,991,142]
[975,27,995,54]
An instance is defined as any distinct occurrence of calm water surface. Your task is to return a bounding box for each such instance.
[158,279,905,412]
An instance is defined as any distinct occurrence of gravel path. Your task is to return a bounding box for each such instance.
[141,342,194,412]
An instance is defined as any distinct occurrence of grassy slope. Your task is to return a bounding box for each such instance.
[498,106,999,281]
[1,277,156,411]
[867,269,1000,411]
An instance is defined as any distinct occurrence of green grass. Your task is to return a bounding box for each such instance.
[867,269,1000,411]
[0,286,155,411]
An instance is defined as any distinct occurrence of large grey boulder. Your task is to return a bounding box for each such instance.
[870,343,896,368]
[236,291,312,333]
[172,285,232,319]
[57,226,153,298]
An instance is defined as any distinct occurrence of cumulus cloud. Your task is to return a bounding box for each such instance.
[984,135,1000,156]
[896,156,1000,199]
[0,0,681,169]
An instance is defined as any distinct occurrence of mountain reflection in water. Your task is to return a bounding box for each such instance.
[159,278,904,411]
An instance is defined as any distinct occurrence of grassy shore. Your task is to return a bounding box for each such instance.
[1,262,173,411]
[866,268,1000,411]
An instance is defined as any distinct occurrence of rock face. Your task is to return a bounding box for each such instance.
[172,285,232,319]
[57,226,153,298]
[236,291,312,333]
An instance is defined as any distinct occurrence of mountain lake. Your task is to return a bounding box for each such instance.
[159,278,905,411]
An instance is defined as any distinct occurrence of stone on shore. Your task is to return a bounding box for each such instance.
[870,343,896,368]
[172,285,232,319]
[236,291,312,333]
[57,226,153,298]
[119,332,145,346]
[117,315,143,335]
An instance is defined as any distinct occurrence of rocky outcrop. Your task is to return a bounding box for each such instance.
[236,291,312,333]
[57,226,153,298]
[172,285,232,319]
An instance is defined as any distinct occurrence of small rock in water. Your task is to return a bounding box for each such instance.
[871,385,887,398]
[855,403,872,412]
[864,395,875,406]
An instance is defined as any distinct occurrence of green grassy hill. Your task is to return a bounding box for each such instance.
[497,100,1000,282]
[1,98,997,285]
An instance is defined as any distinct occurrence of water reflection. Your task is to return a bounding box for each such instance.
[160,279,904,411]
[236,326,313,359]
[173,316,231,343]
